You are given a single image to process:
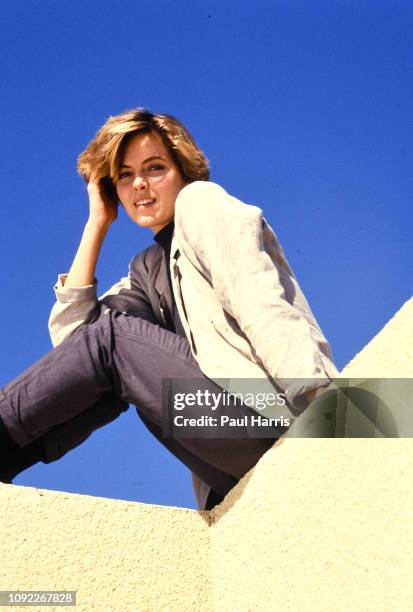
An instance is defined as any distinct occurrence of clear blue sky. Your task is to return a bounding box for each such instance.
[0,1,411,508]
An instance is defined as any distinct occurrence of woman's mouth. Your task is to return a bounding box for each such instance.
[135,198,156,208]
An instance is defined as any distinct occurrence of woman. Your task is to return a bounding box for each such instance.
[0,109,337,510]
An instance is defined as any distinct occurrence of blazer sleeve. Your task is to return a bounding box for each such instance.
[174,181,336,405]
[48,254,157,347]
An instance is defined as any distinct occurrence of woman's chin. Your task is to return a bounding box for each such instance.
[132,215,157,230]
[132,214,174,234]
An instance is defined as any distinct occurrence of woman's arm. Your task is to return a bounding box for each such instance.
[48,176,156,346]
[64,177,117,288]
[47,176,118,346]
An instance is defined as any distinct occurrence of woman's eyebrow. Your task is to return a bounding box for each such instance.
[143,155,167,164]
[119,155,167,169]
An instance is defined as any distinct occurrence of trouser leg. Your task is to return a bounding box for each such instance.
[0,320,116,446]
[0,312,277,502]
[39,392,129,463]
[0,391,128,481]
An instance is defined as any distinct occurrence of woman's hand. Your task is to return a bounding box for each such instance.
[86,174,119,229]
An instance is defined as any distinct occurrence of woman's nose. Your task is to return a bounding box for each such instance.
[133,175,148,190]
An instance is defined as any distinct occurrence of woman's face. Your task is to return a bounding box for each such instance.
[115,131,185,234]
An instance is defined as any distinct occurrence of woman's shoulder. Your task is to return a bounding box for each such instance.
[175,181,264,236]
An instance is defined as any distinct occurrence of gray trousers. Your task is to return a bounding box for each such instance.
[0,311,277,509]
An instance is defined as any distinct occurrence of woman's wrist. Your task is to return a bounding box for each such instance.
[85,217,112,235]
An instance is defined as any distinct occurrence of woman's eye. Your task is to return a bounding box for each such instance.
[118,171,131,180]
[148,164,165,172]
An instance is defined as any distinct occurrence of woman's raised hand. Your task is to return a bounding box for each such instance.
[86,174,119,228]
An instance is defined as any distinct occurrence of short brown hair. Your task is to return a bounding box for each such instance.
[77,109,210,186]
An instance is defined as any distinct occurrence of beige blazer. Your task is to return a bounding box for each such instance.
[170,181,338,415]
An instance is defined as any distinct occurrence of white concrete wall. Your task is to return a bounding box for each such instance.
[1,486,210,611]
